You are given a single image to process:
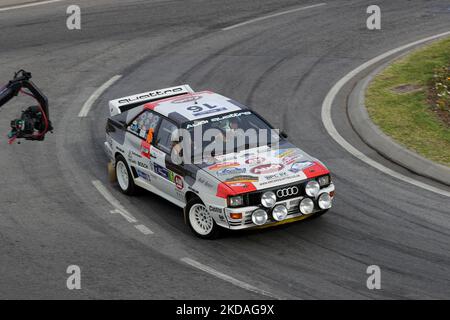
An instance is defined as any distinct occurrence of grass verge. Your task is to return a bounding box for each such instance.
[365,37,450,166]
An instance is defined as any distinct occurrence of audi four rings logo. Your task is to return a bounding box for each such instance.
[276,186,299,198]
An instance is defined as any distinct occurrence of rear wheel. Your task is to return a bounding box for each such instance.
[115,155,136,195]
[186,198,220,239]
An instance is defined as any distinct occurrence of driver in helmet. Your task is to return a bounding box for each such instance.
[171,129,183,164]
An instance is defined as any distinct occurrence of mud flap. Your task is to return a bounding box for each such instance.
[183,206,188,225]
[108,161,117,183]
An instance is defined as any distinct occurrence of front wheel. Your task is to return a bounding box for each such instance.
[115,155,136,195]
[186,198,220,239]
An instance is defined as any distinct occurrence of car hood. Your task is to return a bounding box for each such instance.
[199,142,329,193]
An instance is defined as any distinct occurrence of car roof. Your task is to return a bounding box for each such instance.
[143,91,247,124]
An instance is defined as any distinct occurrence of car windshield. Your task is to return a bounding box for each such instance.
[180,111,281,159]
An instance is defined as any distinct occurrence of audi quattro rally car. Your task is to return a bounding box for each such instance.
[104,85,335,239]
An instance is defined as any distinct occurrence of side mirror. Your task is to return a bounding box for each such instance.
[280,130,288,139]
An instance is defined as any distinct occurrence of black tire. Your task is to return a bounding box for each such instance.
[186,197,221,239]
[115,155,136,195]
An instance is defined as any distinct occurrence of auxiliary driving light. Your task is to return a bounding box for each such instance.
[261,191,276,208]
[318,193,332,210]
[305,180,320,197]
[252,209,268,226]
[299,198,315,215]
[272,205,288,221]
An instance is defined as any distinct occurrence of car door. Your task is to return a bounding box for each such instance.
[124,110,161,184]
[150,118,186,202]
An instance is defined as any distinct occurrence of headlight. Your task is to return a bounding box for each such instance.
[228,195,243,207]
[252,209,268,225]
[272,205,288,221]
[305,180,320,197]
[299,198,314,215]
[261,191,276,208]
[317,175,330,187]
[318,193,332,209]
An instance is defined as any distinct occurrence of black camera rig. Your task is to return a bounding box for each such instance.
[0,70,53,143]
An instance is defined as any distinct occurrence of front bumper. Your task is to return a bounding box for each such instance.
[223,183,335,230]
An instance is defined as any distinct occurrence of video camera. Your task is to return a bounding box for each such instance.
[0,70,52,143]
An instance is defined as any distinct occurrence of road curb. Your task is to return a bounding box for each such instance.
[348,51,450,187]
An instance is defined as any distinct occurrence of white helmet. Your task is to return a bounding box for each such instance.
[171,129,180,142]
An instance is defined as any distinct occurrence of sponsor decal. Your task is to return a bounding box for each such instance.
[245,156,265,165]
[303,162,330,178]
[290,161,314,173]
[172,95,202,104]
[184,111,251,129]
[250,163,284,175]
[198,177,214,189]
[137,161,149,169]
[116,146,125,153]
[225,175,259,183]
[263,171,288,181]
[259,174,301,186]
[282,154,303,165]
[153,163,184,189]
[140,141,151,159]
[214,154,239,163]
[210,111,251,123]
[274,149,296,158]
[217,167,246,176]
[207,162,240,171]
[150,147,165,159]
[116,87,186,105]
[225,181,257,193]
[209,206,222,214]
[185,119,209,129]
[154,163,169,179]
[226,182,248,188]
[175,175,184,190]
[175,190,184,200]
[127,150,137,165]
[136,169,151,181]
[131,151,142,158]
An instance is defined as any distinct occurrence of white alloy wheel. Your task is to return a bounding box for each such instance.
[189,204,214,236]
[116,160,130,191]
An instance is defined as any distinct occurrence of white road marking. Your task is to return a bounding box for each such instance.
[0,0,66,12]
[92,180,138,222]
[181,257,280,299]
[135,224,154,235]
[110,209,137,224]
[222,3,326,31]
[321,31,450,198]
[78,75,122,117]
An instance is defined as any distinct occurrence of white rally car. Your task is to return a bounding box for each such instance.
[104,85,335,239]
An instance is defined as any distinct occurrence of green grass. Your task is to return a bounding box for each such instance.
[366,37,450,166]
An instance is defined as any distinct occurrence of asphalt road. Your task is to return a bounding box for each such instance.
[0,0,449,299]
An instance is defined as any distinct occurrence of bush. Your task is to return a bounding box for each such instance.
[430,65,450,112]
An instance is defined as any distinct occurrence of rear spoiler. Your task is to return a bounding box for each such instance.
[108,84,194,116]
